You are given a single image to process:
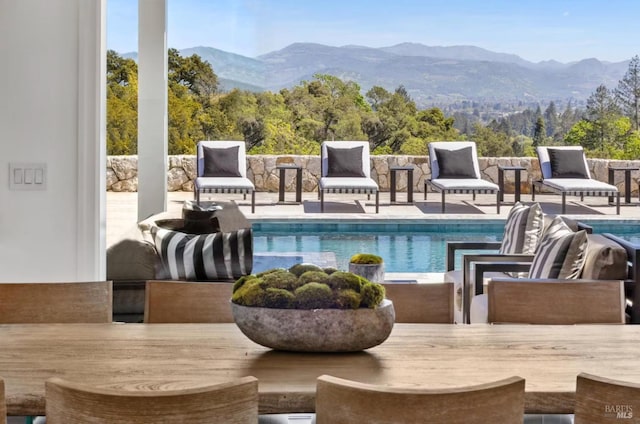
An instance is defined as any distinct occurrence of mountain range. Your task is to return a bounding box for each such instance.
[126,42,631,107]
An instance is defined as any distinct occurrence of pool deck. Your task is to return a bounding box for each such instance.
[107,190,640,283]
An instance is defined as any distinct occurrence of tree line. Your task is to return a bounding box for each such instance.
[107,50,640,159]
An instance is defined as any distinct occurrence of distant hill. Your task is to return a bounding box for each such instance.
[122,42,632,107]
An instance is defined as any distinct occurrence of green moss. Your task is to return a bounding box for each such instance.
[294,283,334,309]
[323,267,340,275]
[256,268,286,278]
[232,274,257,293]
[360,282,386,308]
[260,270,298,290]
[298,270,330,285]
[288,263,323,277]
[231,264,386,309]
[326,271,363,292]
[334,289,362,309]
[261,288,295,309]
[231,279,264,306]
[349,253,384,265]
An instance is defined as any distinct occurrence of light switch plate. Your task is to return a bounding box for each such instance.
[9,162,47,190]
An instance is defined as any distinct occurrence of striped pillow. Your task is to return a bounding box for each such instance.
[499,202,544,255]
[150,226,253,280]
[528,217,588,279]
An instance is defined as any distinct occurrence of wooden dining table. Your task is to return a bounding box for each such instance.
[2,323,640,416]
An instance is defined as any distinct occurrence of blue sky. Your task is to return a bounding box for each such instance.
[108,0,640,63]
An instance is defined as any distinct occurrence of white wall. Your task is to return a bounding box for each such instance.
[0,0,105,281]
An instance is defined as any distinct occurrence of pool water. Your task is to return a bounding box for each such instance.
[252,220,640,273]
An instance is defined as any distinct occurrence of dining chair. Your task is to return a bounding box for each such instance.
[144,280,234,323]
[574,372,640,423]
[45,376,258,423]
[315,374,525,424]
[382,282,454,323]
[0,281,113,324]
[484,280,625,325]
[194,140,256,213]
[1,377,6,424]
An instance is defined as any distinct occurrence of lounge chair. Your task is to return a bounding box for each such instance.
[319,141,379,213]
[194,140,256,213]
[425,141,500,213]
[532,145,620,214]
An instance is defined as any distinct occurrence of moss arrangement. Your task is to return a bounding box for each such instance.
[349,253,384,265]
[231,263,386,310]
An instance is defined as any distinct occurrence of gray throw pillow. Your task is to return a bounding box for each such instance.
[434,146,476,178]
[547,148,589,178]
[326,145,365,177]
[202,145,242,177]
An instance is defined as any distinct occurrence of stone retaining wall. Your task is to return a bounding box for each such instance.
[107,155,640,195]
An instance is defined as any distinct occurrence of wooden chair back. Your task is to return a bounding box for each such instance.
[315,374,524,424]
[575,372,640,423]
[144,280,234,323]
[0,377,5,424]
[383,283,454,323]
[45,376,258,423]
[487,280,625,324]
[0,281,112,323]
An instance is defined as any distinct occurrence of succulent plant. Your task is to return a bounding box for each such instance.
[231,263,386,310]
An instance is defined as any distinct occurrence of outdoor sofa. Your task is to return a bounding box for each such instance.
[106,202,252,322]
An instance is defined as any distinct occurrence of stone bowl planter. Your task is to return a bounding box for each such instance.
[231,299,395,352]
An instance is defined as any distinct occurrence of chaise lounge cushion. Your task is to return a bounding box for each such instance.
[433,146,476,179]
[547,148,589,178]
[326,146,365,177]
[202,145,242,177]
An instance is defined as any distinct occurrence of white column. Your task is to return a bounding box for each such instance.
[138,0,168,221]
[76,0,107,280]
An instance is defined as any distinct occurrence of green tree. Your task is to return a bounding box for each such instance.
[585,84,622,152]
[533,116,546,147]
[470,123,513,157]
[615,55,640,130]
[107,50,138,155]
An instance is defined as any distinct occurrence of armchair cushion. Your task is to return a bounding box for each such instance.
[581,234,628,280]
[202,145,242,177]
[499,202,544,255]
[528,217,588,279]
[326,146,365,177]
[433,146,476,179]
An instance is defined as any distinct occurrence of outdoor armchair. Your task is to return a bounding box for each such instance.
[425,141,500,213]
[532,145,620,215]
[468,230,639,324]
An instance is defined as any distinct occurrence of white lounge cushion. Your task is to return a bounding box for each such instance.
[429,178,499,191]
[542,178,617,193]
[195,177,255,190]
[319,177,379,190]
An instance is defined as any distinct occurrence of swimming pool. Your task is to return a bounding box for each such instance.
[252,219,640,273]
